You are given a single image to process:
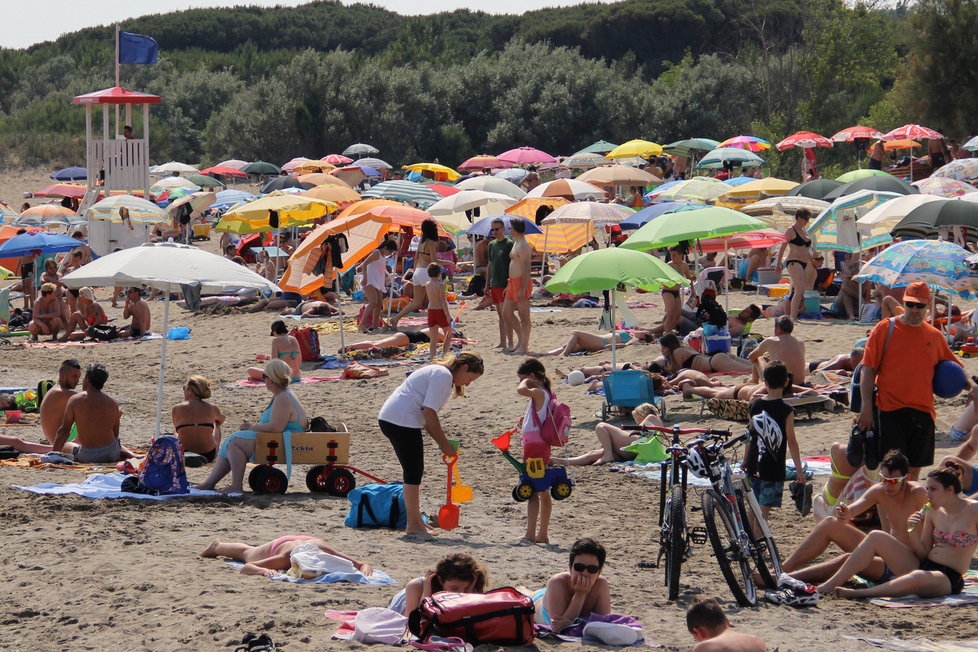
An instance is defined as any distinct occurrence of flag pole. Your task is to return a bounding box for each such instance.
[114,25,120,138]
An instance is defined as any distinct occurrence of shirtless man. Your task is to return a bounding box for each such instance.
[687,597,765,652]
[51,363,133,463]
[748,316,806,386]
[519,166,541,192]
[119,287,151,338]
[28,283,64,341]
[808,347,863,374]
[486,218,513,350]
[780,449,927,585]
[504,217,533,355]
[543,538,612,632]
[40,359,83,449]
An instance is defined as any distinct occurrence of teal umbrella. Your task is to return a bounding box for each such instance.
[242,160,282,175]
[663,138,719,158]
[696,148,766,169]
[620,205,769,250]
[574,140,620,155]
[545,247,688,366]
[186,173,226,188]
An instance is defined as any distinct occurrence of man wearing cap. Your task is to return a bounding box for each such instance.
[856,281,975,479]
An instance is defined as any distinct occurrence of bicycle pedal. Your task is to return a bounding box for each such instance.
[690,527,709,545]
[637,561,658,569]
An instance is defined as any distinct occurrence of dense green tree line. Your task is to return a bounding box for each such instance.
[0,0,969,178]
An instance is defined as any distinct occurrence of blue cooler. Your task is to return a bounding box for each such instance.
[705,332,731,354]
[804,290,821,315]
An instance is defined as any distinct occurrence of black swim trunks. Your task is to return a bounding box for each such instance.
[404,330,430,345]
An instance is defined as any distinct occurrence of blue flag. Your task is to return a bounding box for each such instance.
[118,32,159,65]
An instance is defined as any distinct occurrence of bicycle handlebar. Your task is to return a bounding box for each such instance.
[623,425,732,436]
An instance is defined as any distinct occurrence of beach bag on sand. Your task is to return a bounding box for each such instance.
[88,324,119,341]
[408,588,535,646]
[135,436,189,495]
[345,483,407,529]
[290,327,321,362]
[530,390,571,447]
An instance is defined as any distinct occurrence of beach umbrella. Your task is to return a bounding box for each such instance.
[913,177,977,198]
[663,138,719,157]
[696,148,766,169]
[576,140,620,154]
[856,194,945,234]
[353,163,382,178]
[717,136,771,152]
[456,176,525,199]
[200,165,247,178]
[19,205,78,220]
[321,154,353,165]
[0,264,13,279]
[343,143,380,158]
[32,183,87,199]
[280,157,311,172]
[932,159,978,181]
[741,196,831,220]
[526,179,606,201]
[719,178,798,198]
[458,155,509,171]
[338,199,449,235]
[86,195,169,224]
[331,166,367,187]
[541,202,633,225]
[467,214,543,237]
[836,169,892,183]
[301,185,362,206]
[697,230,787,253]
[892,199,978,240]
[423,182,461,198]
[261,176,313,194]
[577,165,662,187]
[186,174,225,188]
[807,190,901,253]
[605,139,662,160]
[823,175,918,201]
[218,192,336,233]
[723,176,758,187]
[50,167,87,182]
[561,151,614,170]
[884,139,921,151]
[166,192,216,220]
[354,157,392,170]
[427,191,516,233]
[546,247,688,366]
[504,197,571,221]
[361,180,443,207]
[882,124,943,141]
[151,177,198,190]
[242,161,282,176]
[293,160,335,175]
[151,161,198,175]
[526,223,594,254]
[497,146,557,165]
[647,177,729,203]
[403,163,461,182]
[619,201,693,230]
[622,206,769,251]
[494,168,529,182]
[298,173,351,188]
[832,126,884,142]
[1,202,18,220]
[0,232,82,257]
[62,242,279,438]
[776,131,833,151]
[963,136,978,152]
[854,240,978,298]
[217,159,250,170]
[785,179,843,199]
[212,189,255,208]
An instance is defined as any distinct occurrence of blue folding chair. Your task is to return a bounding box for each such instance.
[601,370,666,421]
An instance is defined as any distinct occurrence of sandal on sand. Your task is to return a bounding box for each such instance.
[235,633,274,652]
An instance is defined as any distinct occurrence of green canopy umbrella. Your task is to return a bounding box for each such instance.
[186,174,226,188]
[836,169,890,183]
[696,147,766,169]
[545,247,689,366]
[620,205,769,251]
[574,140,620,155]
[242,160,282,175]
[663,138,719,158]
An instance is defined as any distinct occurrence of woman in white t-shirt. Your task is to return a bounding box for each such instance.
[377,352,484,537]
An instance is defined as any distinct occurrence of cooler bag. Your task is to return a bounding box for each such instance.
[408,587,535,646]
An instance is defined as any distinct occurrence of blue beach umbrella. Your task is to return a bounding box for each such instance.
[619,201,693,230]
[466,214,543,237]
[50,167,87,181]
[0,232,83,257]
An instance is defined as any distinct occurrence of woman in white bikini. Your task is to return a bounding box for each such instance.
[390,219,440,330]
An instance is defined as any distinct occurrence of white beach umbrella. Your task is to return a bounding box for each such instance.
[150,161,199,175]
[62,242,280,438]
[455,176,526,199]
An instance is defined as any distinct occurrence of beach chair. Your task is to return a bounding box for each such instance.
[191,223,212,241]
[601,369,666,421]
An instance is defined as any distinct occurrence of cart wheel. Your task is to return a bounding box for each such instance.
[324,468,356,497]
[305,465,329,493]
[551,481,573,501]
[255,467,288,495]
[514,482,535,502]
[601,403,608,421]
[248,465,264,492]
[965,353,973,359]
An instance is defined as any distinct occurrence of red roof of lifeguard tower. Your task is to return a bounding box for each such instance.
[72,86,161,105]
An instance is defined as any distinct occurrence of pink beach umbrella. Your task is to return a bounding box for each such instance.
[216,159,250,170]
[497,147,557,165]
[322,154,354,165]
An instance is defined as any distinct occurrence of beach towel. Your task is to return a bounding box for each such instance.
[229,376,343,388]
[551,614,646,647]
[14,472,231,499]
[227,561,395,585]
[22,333,162,348]
[842,635,978,651]
[869,571,978,608]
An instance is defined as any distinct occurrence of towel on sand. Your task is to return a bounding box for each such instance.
[15,472,230,499]
[870,571,978,608]
[227,562,395,585]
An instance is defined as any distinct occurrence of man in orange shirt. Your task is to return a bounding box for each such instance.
[856,282,977,479]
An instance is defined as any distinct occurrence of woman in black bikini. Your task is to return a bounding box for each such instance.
[653,334,753,375]
[661,246,694,334]
[776,208,816,320]
[172,375,226,462]
[340,327,455,353]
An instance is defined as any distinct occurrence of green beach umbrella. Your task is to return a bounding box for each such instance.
[242,160,282,175]
[187,173,226,188]
[575,140,620,155]
[836,169,890,183]
[663,138,719,158]
[620,205,769,251]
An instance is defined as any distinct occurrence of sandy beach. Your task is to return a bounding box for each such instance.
[2,170,978,651]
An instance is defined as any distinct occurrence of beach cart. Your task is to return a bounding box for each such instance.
[601,369,664,421]
[250,426,385,496]
[491,429,574,502]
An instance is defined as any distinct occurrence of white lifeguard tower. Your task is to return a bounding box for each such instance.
[72,86,161,255]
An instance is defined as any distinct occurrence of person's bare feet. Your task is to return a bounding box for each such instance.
[357,563,374,577]
[217,486,243,495]
[511,348,528,356]
[200,539,222,558]
[535,535,549,544]
[592,456,616,466]
[682,384,694,400]
[834,587,857,599]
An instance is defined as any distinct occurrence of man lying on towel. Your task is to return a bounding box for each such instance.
[50,363,135,463]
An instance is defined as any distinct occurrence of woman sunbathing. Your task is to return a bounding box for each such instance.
[536,330,653,357]
[653,333,753,375]
[340,327,452,353]
[552,403,662,466]
[816,468,978,599]
[200,535,372,577]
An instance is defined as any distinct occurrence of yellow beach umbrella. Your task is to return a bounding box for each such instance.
[403,162,460,181]
[216,191,337,234]
[294,160,336,175]
[606,139,663,160]
[298,173,351,188]
[719,178,799,198]
[526,222,594,254]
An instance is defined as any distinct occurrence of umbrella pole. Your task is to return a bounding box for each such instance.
[337,275,345,351]
[387,248,399,323]
[539,228,550,281]
[610,289,617,369]
[723,237,730,313]
[155,282,170,440]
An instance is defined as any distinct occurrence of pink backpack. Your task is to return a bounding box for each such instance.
[530,390,571,447]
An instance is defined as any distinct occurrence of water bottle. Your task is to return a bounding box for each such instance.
[908,502,932,532]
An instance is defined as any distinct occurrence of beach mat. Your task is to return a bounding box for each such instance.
[843,635,978,651]
[22,333,163,348]
[230,376,343,388]
[870,571,978,609]
[227,562,396,585]
[14,471,231,499]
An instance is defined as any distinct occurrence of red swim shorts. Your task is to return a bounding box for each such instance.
[427,308,450,328]
[489,287,506,305]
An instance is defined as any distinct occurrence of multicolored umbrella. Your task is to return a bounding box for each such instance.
[697,229,787,253]
[854,240,978,298]
[497,146,557,165]
[830,126,883,142]
[360,180,444,207]
[913,177,977,198]
[321,154,353,165]
[717,135,771,152]
[86,195,169,224]
[429,191,515,234]
[647,177,728,202]
[355,157,392,170]
[217,192,336,234]
[932,159,978,181]
[807,190,900,253]
[166,192,216,219]
[605,139,663,160]
[776,131,833,151]
[540,202,634,225]
[505,197,571,220]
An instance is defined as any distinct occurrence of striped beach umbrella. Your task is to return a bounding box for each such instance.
[361,180,443,208]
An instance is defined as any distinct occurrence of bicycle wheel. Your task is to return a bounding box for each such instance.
[702,490,756,607]
[664,484,685,601]
[736,488,783,588]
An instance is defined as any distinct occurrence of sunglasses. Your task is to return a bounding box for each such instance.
[905,301,927,310]
[572,562,601,574]
[879,474,907,485]
[261,373,269,380]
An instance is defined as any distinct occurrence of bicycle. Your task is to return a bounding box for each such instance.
[689,430,783,607]
[626,424,727,601]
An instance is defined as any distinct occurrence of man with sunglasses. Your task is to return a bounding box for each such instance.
[856,282,975,479]
[780,450,927,585]
[542,538,612,633]
[486,218,514,351]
